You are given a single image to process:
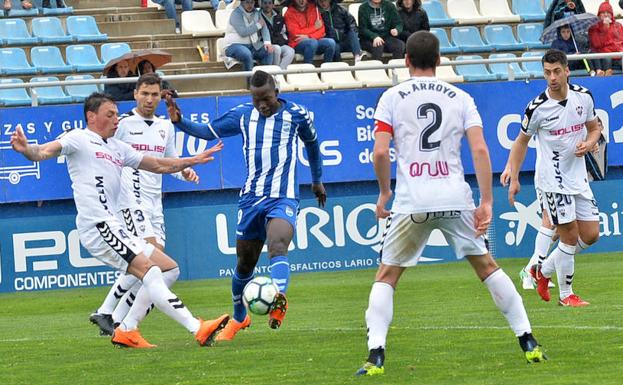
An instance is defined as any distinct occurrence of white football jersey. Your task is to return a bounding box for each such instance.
[374,76,482,213]
[59,129,144,229]
[115,109,180,210]
[521,84,596,194]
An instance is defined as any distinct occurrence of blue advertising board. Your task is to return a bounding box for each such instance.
[2,78,623,203]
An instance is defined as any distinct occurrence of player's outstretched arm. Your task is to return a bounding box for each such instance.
[505,132,531,206]
[11,127,62,161]
[466,126,492,236]
[165,93,220,141]
[373,131,392,219]
[139,141,223,174]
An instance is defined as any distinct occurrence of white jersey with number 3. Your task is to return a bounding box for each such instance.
[374,76,482,213]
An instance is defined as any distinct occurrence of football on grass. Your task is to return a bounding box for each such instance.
[242,276,279,315]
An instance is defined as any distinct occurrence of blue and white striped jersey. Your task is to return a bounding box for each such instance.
[176,98,319,200]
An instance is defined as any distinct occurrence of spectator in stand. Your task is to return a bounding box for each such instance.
[551,25,595,72]
[152,0,193,34]
[3,0,32,11]
[224,0,273,72]
[260,0,295,69]
[137,60,179,97]
[588,0,623,76]
[358,0,404,61]
[42,0,67,8]
[317,0,364,62]
[284,0,337,64]
[212,0,233,10]
[544,0,586,29]
[104,60,137,102]
[397,0,429,42]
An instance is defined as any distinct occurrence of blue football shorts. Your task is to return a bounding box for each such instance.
[236,194,299,241]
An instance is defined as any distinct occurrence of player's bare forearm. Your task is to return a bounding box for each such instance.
[471,145,493,205]
[507,133,530,181]
[585,118,602,148]
[11,127,62,161]
[373,132,392,194]
[141,156,197,174]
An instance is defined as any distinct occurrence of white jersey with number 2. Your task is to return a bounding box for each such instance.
[374,76,482,214]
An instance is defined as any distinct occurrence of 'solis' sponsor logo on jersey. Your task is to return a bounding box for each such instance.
[132,144,166,153]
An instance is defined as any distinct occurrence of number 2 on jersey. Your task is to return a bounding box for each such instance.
[417,103,442,151]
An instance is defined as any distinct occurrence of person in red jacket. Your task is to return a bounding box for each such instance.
[284,0,336,63]
[588,0,623,75]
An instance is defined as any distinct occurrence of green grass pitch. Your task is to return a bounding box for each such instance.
[1,253,621,385]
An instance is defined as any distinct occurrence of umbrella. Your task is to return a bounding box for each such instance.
[540,13,599,44]
[103,49,172,76]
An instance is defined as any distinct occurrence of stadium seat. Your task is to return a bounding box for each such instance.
[30,76,73,105]
[0,19,39,45]
[446,0,490,25]
[100,42,132,65]
[215,9,234,31]
[543,0,554,11]
[488,53,530,80]
[65,74,99,102]
[66,45,105,72]
[512,0,546,22]
[422,0,455,27]
[216,37,240,69]
[320,62,363,89]
[451,27,493,53]
[181,10,222,36]
[612,0,623,17]
[66,16,108,42]
[479,0,521,23]
[5,0,38,16]
[521,51,545,77]
[349,3,361,26]
[0,78,31,106]
[354,60,393,87]
[430,28,460,54]
[583,0,602,15]
[31,0,74,15]
[0,48,37,75]
[517,23,550,49]
[438,56,464,83]
[454,55,498,81]
[483,25,524,51]
[252,65,295,92]
[31,46,73,74]
[386,58,410,84]
[285,63,329,91]
[31,17,73,44]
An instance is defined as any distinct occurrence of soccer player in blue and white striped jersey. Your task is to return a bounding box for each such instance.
[166,70,326,340]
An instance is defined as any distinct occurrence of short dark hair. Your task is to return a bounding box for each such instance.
[84,92,115,121]
[542,48,568,67]
[406,31,440,70]
[250,70,276,89]
[136,73,162,91]
[397,0,421,10]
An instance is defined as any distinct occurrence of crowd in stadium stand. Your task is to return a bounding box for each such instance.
[3,0,66,11]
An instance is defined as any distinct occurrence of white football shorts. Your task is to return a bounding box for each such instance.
[119,203,166,247]
[379,210,488,267]
[538,188,599,225]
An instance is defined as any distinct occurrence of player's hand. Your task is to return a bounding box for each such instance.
[508,179,520,206]
[474,202,492,237]
[376,190,392,219]
[312,183,326,208]
[181,167,199,184]
[390,28,398,37]
[10,126,29,154]
[373,36,384,47]
[165,92,181,123]
[193,141,223,164]
[574,141,592,157]
[500,166,512,187]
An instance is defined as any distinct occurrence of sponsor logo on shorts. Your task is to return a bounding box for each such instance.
[285,206,294,217]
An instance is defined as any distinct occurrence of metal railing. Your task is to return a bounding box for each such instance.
[1,52,622,106]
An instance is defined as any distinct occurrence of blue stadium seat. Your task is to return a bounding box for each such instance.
[543,0,554,11]
[512,0,546,22]
[451,26,493,53]
[422,0,456,26]
[0,48,38,75]
[101,43,132,65]
[488,53,530,80]
[521,51,545,77]
[65,74,99,102]
[483,25,524,51]
[517,23,550,49]
[66,44,105,72]
[0,19,39,45]
[0,78,32,106]
[5,0,38,16]
[30,76,73,105]
[31,46,73,74]
[66,16,108,42]
[31,17,73,44]
[455,55,499,81]
[430,28,461,54]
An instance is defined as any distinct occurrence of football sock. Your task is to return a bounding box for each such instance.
[541,242,574,279]
[124,266,199,333]
[97,273,139,315]
[553,243,576,299]
[232,269,254,323]
[365,281,394,351]
[525,226,555,271]
[112,284,139,324]
[270,255,290,293]
[483,269,531,336]
[575,238,589,254]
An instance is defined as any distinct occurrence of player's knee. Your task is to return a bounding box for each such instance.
[267,239,289,257]
[581,230,599,246]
